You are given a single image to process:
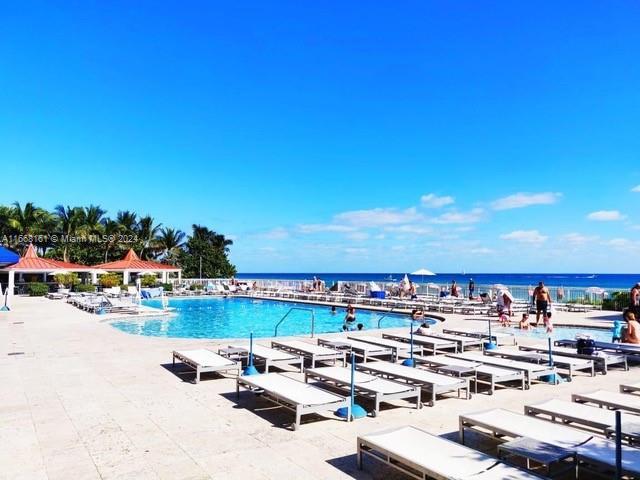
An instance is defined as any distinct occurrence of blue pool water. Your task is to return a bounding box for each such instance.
[495,326,612,343]
[110,297,435,339]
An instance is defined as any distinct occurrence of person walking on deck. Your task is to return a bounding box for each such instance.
[532,281,551,327]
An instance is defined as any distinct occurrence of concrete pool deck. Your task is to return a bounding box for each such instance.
[0,296,636,479]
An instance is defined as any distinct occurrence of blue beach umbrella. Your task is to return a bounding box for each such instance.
[0,246,19,267]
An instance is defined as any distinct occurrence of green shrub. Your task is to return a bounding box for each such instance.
[603,291,630,311]
[99,273,122,288]
[28,282,49,296]
[75,284,96,293]
[189,283,203,291]
[161,283,173,292]
[53,272,79,288]
[140,274,158,288]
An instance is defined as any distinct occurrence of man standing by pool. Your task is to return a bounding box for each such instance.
[468,278,475,299]
[533,281,551,327]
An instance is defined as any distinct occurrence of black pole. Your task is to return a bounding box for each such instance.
[616,410,622,479]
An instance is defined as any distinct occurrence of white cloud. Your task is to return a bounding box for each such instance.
[297,224,356,233]
[334,207,423,227]
[469,247,494,254]
[431,208,484,224]
[604,238,640,252]
[384,225,433,235]
[374,234,385,240]
[632,185,640,192]
[492,192,561,210]
[344,247,368,256]
[258,227,289,240]
[560,233,596,245]
[500,229,548,244]
[420,193,454,208]
[346,231,370,241]
[587,210,626,221]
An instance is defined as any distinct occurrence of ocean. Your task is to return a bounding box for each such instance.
[236,273,639,290]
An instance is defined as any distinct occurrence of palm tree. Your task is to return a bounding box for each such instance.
[137,215,162,259]
[158,227,185,264]
[102,219,122,262]
[81,205,107,235]
[8,202,51,251]
[116,210,138,234]
[54,205,84,262]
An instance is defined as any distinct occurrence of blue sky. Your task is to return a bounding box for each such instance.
[1,1,640,272]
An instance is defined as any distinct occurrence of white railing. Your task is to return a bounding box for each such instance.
[174,277,615,305]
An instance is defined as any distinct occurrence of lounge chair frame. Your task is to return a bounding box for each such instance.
[236,374,350,430]
[572,390,640,415]
[519,344,628,374]
[381,332,458,355]
[271,340,346,368]
[305,367,421,416]
[416,355,525,395]
[172,349,241,383]
[356,361,469,406]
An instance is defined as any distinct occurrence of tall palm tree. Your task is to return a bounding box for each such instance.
[158,227,185,264]
[54,205,84,262]
[81,205,107,235]
[116,210,138,234]
[102,219,122,262]
[137,215,162,259]
[8,202,50,251]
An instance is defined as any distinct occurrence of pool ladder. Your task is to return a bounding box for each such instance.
[376,308,398,329]
[274,307,316,338]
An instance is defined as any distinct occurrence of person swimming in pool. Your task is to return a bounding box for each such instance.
[342,304,357,331]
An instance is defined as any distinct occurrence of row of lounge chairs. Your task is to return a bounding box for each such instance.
[66,293,140,314]
[359,382,640,479]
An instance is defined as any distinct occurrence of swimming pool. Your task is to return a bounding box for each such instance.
[110,297,436,339]
[495,326,613,343]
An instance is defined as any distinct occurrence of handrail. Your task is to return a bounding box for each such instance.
[274,307,316,338]
[377,308,399,329]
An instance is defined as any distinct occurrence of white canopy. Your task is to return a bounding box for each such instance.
[411,268,435,276]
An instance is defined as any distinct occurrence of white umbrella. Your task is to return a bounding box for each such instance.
[411,268,436,285]
[411,268,435,276]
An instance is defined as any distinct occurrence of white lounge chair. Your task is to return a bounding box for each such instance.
[417,355,526,394]
[418,331,484,351]
[358,425,543,479]
[519,343,628,374]
[525,398,640,444]
[271,340,345,368]
[356,361,470,406]
[460,408,640,478]
[449,352,557,389]
[346,334,425,361]
[317,337,393,362]
[236,372,349,430]
[621,382,640,395]
[382,332,458,354]
[443,327,517,346]
[225,343,303,372]
[172,349,241,383]
[555,338,640,358]
[485,347,595,378]
[572,390,640,415]
[305,366,421,416]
